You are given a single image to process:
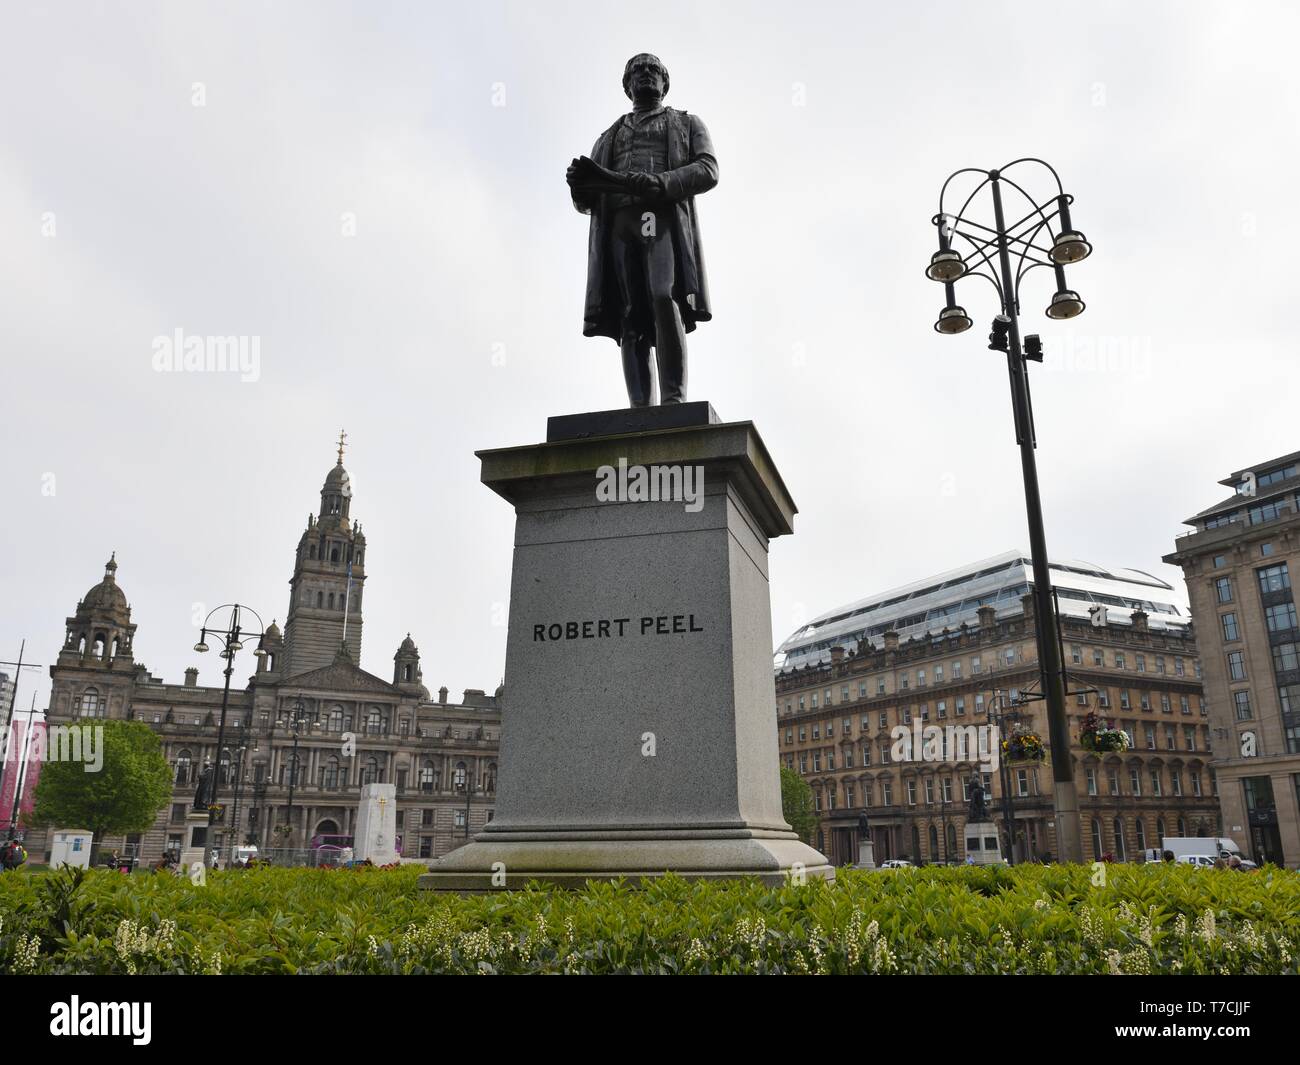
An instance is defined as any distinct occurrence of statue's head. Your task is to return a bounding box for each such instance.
[623,53,669,101]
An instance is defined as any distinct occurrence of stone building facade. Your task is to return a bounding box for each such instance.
[27,452,502,866]
[775,557,1218,867]
[1164,450,1300,868]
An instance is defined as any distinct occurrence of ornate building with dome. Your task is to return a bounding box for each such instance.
[29,447,502,866]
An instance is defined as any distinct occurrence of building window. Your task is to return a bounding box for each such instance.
[1149,769,1162,797]
[1213,555,1226,569]
[1228,651,1247,681]
[77,688,102,718]
[907,779,917,806]
[1222,611,1242,644]
[1175,657,1185,676]
[1257,562,1291,595]
[1215,577,1233,603]
[1266,602,1298,634]
[1108,769,1120,796]
[1140,693,1151,711]
[1086,768,1097,796]
[1145,726,1155,750]
[419,837,433,859]
[1092,819,1104,861]
[881,780,893,806]
[1273,642,1300,673]
[1184,726,1197,750]
[1115,653,1126,670]
[1093,648,1104,666]
[1180,695,1190,714]
[1161,694,1171,714]
[1136,654,1146,673]
[1071,644,1082,664]
[1099,689,1111,708]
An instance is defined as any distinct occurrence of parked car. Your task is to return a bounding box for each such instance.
[879,859,914,869]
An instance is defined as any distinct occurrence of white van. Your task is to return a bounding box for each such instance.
[1161,837,1243,861]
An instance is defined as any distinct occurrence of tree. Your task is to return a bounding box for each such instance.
[29,719,173,864]
[780,767,818,844]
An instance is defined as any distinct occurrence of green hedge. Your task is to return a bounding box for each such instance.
[0,863,1296,974]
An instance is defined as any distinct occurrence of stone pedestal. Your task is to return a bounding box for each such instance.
[178,811,210,869]
[355,783,397,865]
[855,837,876,870]
[964,821,1005,865]
[419,405,833,891]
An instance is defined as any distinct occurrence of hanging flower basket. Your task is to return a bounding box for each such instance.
[1079,711,1130,754]
[1001,725,1045,762]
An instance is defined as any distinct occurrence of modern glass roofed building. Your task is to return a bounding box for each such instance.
[774,549,1188,672]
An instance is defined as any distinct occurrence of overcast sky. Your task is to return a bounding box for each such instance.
[3,0,1297,713]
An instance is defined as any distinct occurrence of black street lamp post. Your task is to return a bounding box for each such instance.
[927,159,1092,863]
[193,604,267,866]
[276,697,319,855]
[988,690,1024,865]
[454,764,477,841]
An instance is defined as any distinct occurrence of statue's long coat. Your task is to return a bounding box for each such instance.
[574,107,717,341]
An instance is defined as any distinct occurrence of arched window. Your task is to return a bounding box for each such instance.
[327,707,345,733]
[321,756,341,790]
[1156,816,1166,841]
[355,551,363,565]
[330,546,340,562]
[219,748,233,786]
[403,664,412,682]
[1112,818,1126,861]
[175,749,194,786]
[92,633,107,658]
[453,761,467,791]
[928,824,939,859]
[316,591,323,607]
[419,760,436,793]
[77,633,87,654]
[78,687,101,718]
[366,709,383,735]
[910,825,921,862]
[1177,816,1187,836]
[1091,818,1104,861]
[309,544,317,559]
[110,636,120,659]
[485,762,497,794]
[282,753,300,787]
[361,757,380,786]
[1135,818,1147,855]
[946,822,957,858]
[328,593,335,609]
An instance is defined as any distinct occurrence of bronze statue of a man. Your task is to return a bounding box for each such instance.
[566,54,718,407]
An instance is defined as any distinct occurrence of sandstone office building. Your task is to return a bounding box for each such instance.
[1164,451,1300,868]
[26,454,502,866]
[774,551,1219,866]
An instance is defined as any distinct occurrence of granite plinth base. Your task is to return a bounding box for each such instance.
[417,832,833,891]
[421,406,832,891]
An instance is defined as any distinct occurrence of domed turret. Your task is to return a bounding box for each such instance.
[394,633,426,695]
[59,553,137,668]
